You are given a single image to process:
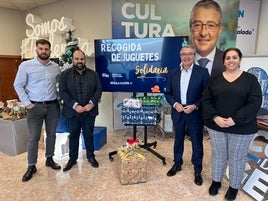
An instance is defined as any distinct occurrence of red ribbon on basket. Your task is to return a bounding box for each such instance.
[127,139,139,145]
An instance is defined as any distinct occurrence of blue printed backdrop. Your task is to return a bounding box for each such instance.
[95,36,187,93]
[247,67,268,110]
[240,56,268,111]
[112,0,239,51]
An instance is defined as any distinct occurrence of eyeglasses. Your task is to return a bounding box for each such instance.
[180,52,195,57]
[191,21,220,32]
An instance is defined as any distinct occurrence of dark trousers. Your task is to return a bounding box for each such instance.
[27,102,60,165]
[172,112,204,173]
[68,115,96,161]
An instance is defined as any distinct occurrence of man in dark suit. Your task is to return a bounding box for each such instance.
[164,45,210,186]
[189,0,225,77]
[59,50,102,171]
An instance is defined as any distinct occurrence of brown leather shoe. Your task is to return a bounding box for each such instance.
[22,165,37,182]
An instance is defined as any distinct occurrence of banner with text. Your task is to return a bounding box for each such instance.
[236,0,261,55]
[95,36,187,93]
[112,0,239,51]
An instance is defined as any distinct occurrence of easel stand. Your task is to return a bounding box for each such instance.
[138,125,166,165]
[153,112,166,140]
[108,93,166,165]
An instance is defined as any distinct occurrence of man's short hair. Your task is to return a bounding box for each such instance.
[36,39,51,48]
[72,49,85,58]
[189,0,223,27]
[180,45,196,54]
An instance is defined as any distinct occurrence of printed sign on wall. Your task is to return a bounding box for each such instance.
[112,0,240,51]
[236,0,261,55]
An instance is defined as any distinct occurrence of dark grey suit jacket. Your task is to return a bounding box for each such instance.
[59,67,102,119]
[210,48,225,78]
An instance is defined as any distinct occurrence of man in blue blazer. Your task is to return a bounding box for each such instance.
[164,45,210,186]
[59,50,102,171]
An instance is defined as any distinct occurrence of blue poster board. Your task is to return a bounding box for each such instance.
[94,36,187,93]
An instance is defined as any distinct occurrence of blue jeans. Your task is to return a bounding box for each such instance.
[27,102,60,165]
[68,115,96,161]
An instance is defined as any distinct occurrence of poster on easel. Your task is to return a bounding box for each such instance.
[94,36,187,93]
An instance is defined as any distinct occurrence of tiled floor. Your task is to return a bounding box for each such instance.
[0,128,266,201]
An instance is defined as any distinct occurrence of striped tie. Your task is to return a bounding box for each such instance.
[198,58,209,67]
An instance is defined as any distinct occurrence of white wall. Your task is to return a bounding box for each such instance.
[0,0,267,129]
[256,0,268,55]
[0,8,25,55]
[26,0,111,41]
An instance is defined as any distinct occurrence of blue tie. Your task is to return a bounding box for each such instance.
[198,58,209,67]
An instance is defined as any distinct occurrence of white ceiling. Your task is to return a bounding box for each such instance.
[0,0,62,11]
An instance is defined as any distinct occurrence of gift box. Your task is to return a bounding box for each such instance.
[117,145,147,185]
[81,126,107,151]
[121,106,157,125]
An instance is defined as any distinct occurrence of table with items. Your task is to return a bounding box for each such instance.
[0,99,28,156]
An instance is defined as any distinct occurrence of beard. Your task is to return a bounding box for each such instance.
[73,63,86,69]
[37,53,50,61]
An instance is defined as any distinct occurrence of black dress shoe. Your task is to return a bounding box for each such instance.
[46,157,61,170]
[88,157,99,168]
[194,173,203,186]
[63,160,77,172]
[167,165,182,176]
[209,181,222,195]
[22,165,37,182]
[225,186,238,201]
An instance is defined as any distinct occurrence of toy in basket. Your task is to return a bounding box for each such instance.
[136,95,163,107]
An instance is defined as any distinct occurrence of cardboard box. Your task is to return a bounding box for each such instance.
[0,118,28,156]
[81,126,107,151]
[117,147,147,185]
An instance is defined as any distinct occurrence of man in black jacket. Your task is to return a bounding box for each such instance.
[59,49,102,171]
